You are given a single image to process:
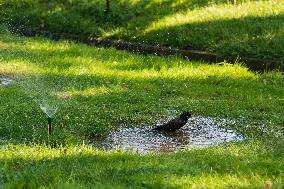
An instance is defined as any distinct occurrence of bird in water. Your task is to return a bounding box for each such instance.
[153,112,191,132]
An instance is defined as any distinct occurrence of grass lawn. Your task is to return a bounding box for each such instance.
[0,0,284,63]
[0,27,283,188]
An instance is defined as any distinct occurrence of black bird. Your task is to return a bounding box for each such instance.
[153,112,191,132]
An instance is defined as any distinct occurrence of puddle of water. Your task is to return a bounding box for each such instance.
[95,116,244,154]
[0,77,13,86]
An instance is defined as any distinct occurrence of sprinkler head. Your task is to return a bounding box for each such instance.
[47,117,53,124]
[47,117,53,136]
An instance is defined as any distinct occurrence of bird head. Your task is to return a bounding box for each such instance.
[180,112,191,120]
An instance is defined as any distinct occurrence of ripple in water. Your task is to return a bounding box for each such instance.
[97,116,244,154]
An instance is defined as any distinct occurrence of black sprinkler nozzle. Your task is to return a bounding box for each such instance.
[48,117,53,124]
[47,117,53,136]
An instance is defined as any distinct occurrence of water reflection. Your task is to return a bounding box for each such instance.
[0,76,13,86]
[96,116,244,154]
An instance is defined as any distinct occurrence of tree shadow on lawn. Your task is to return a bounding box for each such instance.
[0,0,239,36]
[2,0,282,64]
[0,141,283,188]
[140,14,284,62]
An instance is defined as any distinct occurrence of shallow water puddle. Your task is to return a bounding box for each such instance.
[0,77,13,86]
[96,116,244,154]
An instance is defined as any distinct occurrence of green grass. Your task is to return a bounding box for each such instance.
[0,0,283,63]
[0,28,283,188]
[0,26,283,142]
[0,141,283,188]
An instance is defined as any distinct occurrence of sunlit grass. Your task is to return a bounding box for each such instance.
[0,30,256,79]
[0,141,283,188]
[144,0,284,33]
[56,86,126,98]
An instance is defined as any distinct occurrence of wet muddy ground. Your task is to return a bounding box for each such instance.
[95,116,244,154]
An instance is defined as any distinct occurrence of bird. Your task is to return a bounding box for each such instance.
[153,112,191,132]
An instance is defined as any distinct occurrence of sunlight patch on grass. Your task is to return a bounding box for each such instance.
[0,32,256,81]
[167,174,275,189]
[144,0,284,34]
[0,144,93,161]
[0,141,282,188]
[0,61,39,76]
[55,86,126,98]
[59,62,256,81]
[25,39,72,52]
[102,27,125,38]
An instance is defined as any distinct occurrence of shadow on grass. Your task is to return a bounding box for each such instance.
[140,14,284,62]
[0,141,283,188]
[0,0,232,35]
[1,0,278,62]
[0,32,283,144]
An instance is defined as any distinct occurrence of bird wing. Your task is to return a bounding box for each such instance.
[153,118,184,131]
